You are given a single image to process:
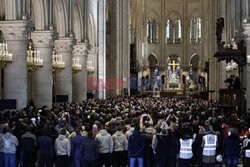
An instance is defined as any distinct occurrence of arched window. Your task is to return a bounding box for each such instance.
[190,18,196,44]
[197,17,201,43]
[190,17,202,44]
[175,19,181,44]
[147,19,151,43]
[152,19,158,43]
[166,19,181,44]
[166,20,173,44]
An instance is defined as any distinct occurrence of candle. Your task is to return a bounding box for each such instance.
[5,43,8,51]
[247,55,250,63]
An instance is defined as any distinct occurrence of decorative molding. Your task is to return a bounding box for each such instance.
[0,20,33,41]
[243,23,250,38]
[31,30,57,48]
[54,38,76,53]
[73,43,90,56]
[88,47,99,55]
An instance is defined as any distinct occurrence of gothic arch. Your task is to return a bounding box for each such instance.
[31,0,47,30]
[189,9,200,18]
[54,0,68,37]
[146,53,159,66]
[189,53,200,69]
[148,10,160,22]
[88,12,97,46]
[73,1,83,42]
[0,0,5,20]
[166,10,182,20]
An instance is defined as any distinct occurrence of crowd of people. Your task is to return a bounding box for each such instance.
[0,96,250,167]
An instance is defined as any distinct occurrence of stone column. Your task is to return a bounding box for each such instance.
[31,31,56,108]
[72,43,89,102]
[0,20,31,109]
[54,38,75,102]
[243,23,250,113]
[87,47,99,97]
[98,0,106,99]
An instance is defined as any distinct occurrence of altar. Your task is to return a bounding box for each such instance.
[166,60,181,90]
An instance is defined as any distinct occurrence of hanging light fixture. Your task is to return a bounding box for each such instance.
[72,57,82,73]
[27,38,43,72]
[87,61,95,73]
[0,43,13,69]
[52,46,65,72]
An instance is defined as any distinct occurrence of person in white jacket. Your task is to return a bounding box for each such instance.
[112,126,128,167]
[3,127,18,167]
[95,126,113,167]
[55,128,71,167]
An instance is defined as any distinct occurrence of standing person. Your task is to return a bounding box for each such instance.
[178,134,194,167]
[38,128,54,167]
[243,132,250,167]
[3,127,18,167]
[81,131,99,167]
[112,126,127,167]
[55,128,71,167]
[201,129,217,167]
[224,129,241,167]
[193,128,205,167]
[72,128,86,167]
[21,125,37,167]
[0,125,4,167]
[95,126,113,167]
[128,125,145,167]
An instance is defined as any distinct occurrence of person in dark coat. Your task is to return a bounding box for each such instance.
[21,125,37,167]
[193,128,205,167]
[81,131,99,167]
[128,125,145,167]
[72,128,86,167]
[154,129,177,167]
[38,128,54,167]
[224,129,241,167]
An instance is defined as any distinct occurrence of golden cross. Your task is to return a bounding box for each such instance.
[169,60,180,72]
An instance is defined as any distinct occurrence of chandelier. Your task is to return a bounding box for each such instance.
[0,43,13,69]
[52,47,65,72]
[225,60,238,72]
[72,57,82,73]
[87,61,95,73]
[27,41,43,72]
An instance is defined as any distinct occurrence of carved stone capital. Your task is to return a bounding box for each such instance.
[31,30,57,48]
[243,23,250,39]
[0,20,33,41]
[73,43,90,57]
[88,47,99,55]
[54,37,76,53]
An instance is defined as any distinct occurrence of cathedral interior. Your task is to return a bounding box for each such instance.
[0,0,249,114]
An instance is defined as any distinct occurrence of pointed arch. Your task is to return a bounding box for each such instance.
[73,1,83,42]
[88,12,97,47]
[54,0,67,37]
[31,0,46,30]
[0,0,5,20]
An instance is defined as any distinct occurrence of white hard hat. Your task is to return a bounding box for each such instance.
[216,155,223,162]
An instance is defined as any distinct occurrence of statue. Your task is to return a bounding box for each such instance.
[216,17,224,44]
[167,66,172,78]
[189,66,194,80]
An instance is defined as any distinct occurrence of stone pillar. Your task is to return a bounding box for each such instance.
[72,43,89,102]
[98,0,106,99]
[108,0,130,97]
[243,23,250,113]
[0,20,31,109]
[54,38,75,102]
[31,31,56,108]
[87,47,99,97]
